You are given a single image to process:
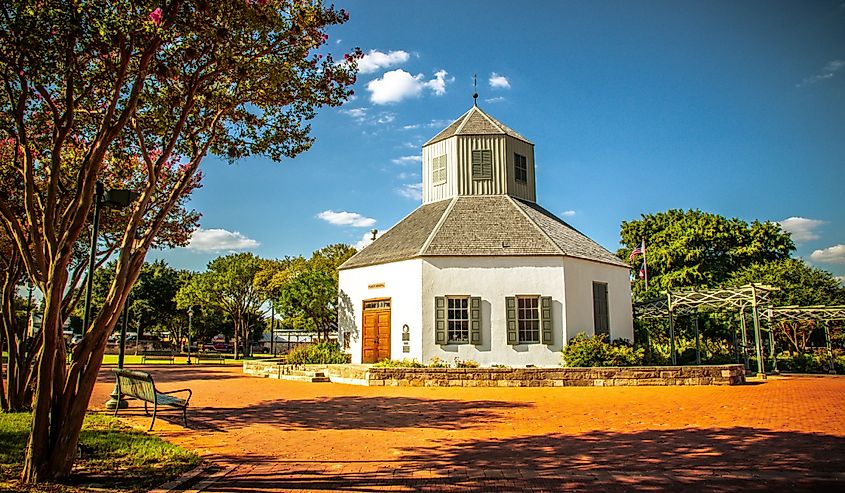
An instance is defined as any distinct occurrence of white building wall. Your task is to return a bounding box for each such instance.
[561,257,634,342]
[338,259,423,364]
[421,256,567,367]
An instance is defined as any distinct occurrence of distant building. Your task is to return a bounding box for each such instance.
[338,105,633,367]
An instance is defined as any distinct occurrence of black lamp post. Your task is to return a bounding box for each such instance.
[83,182,139,337]
[186,307,194,365]
[85,181,138,411]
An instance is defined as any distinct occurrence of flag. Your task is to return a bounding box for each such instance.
[639,264,645,279]
[629,244,644,260]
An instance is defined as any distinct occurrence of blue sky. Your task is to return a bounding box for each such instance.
[150,0,845,281]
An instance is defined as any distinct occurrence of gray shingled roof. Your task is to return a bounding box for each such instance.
[340,195,627,270]
[424,196,559,256]
[340,199,451,269]
[513,198,629,267]
[424,106,532,146]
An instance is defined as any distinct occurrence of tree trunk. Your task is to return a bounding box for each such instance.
[1,257,35,412]
[22,252,139,482]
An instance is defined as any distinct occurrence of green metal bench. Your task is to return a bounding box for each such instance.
[112,368,192,430]
[141,349,175,364]
[194,352,226,364]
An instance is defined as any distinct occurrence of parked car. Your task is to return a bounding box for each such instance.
[202,341,231,352]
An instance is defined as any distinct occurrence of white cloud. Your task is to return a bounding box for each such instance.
[485,96,506,104]
[186,228,259,253]
[391,155,422,165]
[317,210,376,228]
[367,69,453,104]
[810,244,845,264]
[358,50,411,74]
[489,72,511,89]
[424,70,453,96]
[378,113,395,124]
[354,229,385,250]
[836,276,845,286]
[340,107,368,122]
[396,171,419,180]
[561,210,576,218]
[797,59,845,88]
[778,216,825,243]
[395,182,423,201]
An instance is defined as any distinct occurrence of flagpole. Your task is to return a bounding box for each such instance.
[642,238,649,291]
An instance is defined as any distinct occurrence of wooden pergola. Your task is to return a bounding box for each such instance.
[634,284,778,378]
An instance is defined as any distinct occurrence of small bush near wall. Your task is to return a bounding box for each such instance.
[776,352,845,374]
[373,357,480,368]
[562,333,644,367]
[286,342,348,364]
[373,359,426,368]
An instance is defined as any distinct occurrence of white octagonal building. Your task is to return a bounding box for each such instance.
[338,105,633,367]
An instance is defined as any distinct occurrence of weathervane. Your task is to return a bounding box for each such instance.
[472,73,478,106]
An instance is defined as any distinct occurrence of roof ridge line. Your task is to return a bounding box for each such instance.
[419,196,458,255]
[506,195,566,256]
[452,107,476,135]
[475,107,506,133]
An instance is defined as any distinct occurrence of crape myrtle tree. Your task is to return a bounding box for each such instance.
[0,0,359,482]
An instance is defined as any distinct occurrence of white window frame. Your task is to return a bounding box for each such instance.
[432,154,447,184]
[516,295,541,344]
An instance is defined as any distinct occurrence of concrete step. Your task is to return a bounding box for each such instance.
[274,370,330,383]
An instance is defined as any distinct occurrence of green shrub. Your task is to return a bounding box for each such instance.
[426,356,449,368]
[286,341,348,365]
[372,359,425,368]
[562,332,644,367]
[777,352,845,374]
[453,358,479,368]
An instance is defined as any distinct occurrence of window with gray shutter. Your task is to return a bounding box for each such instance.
[517,296,541,343]
[505,296,518,344]
[592,282,609,336]
[435,296,447,344]
[471,149,492,180]
[514,153,527,183]
[470,296,481,344]
[540,296,553,344]
[446,297,469,344]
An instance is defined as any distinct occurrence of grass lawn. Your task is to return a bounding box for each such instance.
[0,412,201,493]
[100,353,274,365]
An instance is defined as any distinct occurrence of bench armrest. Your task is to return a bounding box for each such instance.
[160,388,192,403]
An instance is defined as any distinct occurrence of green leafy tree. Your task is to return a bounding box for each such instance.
[619,209,794,299]
[730,259,845,354]
[257,244,355,338]
[176,253,266,358]
[0,0,359,482]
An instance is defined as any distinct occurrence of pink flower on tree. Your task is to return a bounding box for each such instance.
[149,8,163,26]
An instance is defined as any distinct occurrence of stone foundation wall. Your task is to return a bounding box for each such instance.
[367,365,744,387]
[243,360,745,387]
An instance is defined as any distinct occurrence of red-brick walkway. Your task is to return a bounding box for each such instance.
[90,366,845,492]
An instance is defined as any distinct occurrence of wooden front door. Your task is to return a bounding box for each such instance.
[362,299,391,363]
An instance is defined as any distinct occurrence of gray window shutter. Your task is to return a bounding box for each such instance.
[470,297,481,345]
[435,297,447,345]
[540,296,553,344]
[505,296,518,345]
